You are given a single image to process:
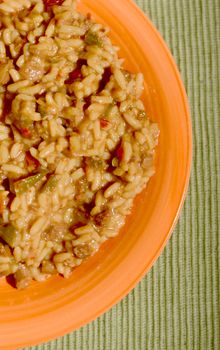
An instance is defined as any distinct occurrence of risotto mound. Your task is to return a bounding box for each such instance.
[0,0,159,288]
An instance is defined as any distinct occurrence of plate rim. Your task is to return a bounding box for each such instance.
[0,1,192,348]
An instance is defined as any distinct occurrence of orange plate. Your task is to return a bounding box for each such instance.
[0,0,192,348]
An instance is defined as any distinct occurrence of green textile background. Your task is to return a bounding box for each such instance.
[24,0,220,349]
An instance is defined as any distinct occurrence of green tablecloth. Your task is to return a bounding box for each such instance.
[24,1,220,349]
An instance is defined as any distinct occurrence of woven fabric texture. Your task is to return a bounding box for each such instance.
[24,0,220,349]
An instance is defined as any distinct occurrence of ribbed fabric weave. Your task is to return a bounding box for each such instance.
[24,1,220,349]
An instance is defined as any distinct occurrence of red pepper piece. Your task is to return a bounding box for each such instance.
[100,118,109,128]
[26,151,39,169]
[65,59,86,84]
[116,145,124,161]
[20,128,32,138]
[65,68,82,84]
[44,0,64,7]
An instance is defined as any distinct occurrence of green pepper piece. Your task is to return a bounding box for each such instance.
[113,167,124,176]
[112,157,119,167]
[43,175,58,192]
[14,169,48,194]
[87,157,105,169]
[105,103,114,117]
[0,225,19,248]
[85,31,103,47]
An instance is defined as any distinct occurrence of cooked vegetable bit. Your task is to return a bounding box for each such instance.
[44,0,64,8]
[111,157,119,167]
[85,31,103,47]
[14,170,48,194]
[100,118,110,128]
[26,151,40,170]
[105,103,114,117]
[65,69,82,84]
[0,225,19,248]
[14,265,31,289]
[115,145,124,162]
[43,175,58,192]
